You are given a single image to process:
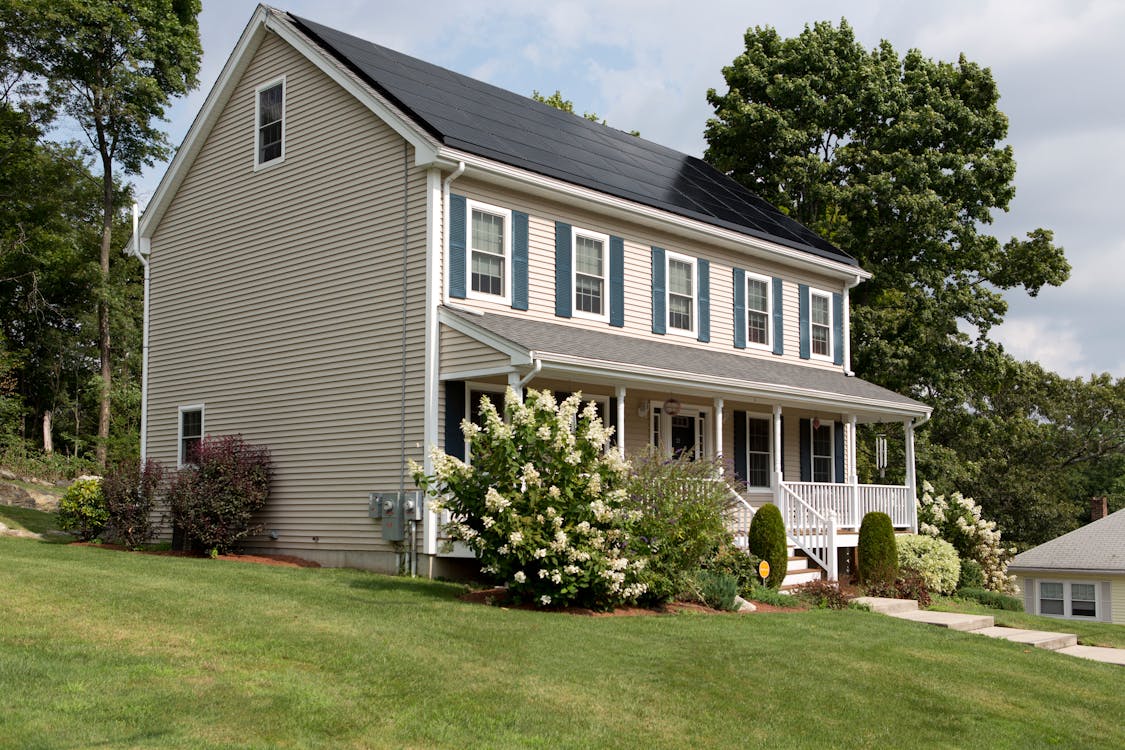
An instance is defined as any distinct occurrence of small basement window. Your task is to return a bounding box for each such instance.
[255,78,285,167]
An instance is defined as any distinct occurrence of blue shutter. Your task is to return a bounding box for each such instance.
[772,277,784,356]
[444,381,466,460]
[555,221,572,318]
[798,284,810,360]
[799,418,811,482]
[651,247,666,334]
[448,194,467,299]
[609,236,625,327]
[834,422,845,483]
[512,211,529,310]
[733,411,747,482]
[697,258,710,343]
[833,292,844,366]
[732,268,746,349]
[608,397,619,448]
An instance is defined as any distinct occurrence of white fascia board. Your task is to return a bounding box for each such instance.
[139,6,440,240]
[437,307,532,366]
[430,147,872,284]
[1009,566,1123,576]
[531,353,930,421]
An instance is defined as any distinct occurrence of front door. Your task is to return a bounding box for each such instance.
[651,403,708,460]
[670,415,697,459]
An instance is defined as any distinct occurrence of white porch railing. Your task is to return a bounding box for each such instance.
[726,485,756,552]
[779,483,837,581]
[781,482,914,529]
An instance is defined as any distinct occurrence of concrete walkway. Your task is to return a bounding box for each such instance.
[855,597,1123,666]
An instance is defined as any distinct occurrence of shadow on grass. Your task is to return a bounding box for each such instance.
[345,573,467,602]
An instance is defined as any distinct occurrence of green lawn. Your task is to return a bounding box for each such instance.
[929,596,1125,649]
[0,503,66,537]
[1,536,1123,749]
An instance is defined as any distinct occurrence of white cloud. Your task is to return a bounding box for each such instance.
[993,317,1089,376]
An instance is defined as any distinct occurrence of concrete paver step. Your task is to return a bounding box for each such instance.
[974,626,1077,651]
[852,596,918,615]
[889,609,994,631]
[1056,645,1125,665]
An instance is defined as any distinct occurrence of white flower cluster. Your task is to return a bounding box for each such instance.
[918,481,1017,594]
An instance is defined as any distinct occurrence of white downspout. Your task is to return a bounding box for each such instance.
[128,204,151,464]
[843,275,861,377]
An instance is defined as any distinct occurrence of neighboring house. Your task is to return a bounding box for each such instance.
[135,5,931,579]
[1009,502,1125,624]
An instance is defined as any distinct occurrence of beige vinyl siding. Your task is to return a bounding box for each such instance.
[1114,577,1124,624]
[148,32,428,559]
[1015,572,1123,624]
[446,176,847,372]
[440,325,511,376]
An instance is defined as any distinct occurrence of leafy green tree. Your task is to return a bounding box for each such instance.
[5,0,201,466]
[704,20,1069,413]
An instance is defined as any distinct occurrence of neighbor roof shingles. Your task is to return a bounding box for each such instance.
[1010,509,1125,572]
[288,13,857,267]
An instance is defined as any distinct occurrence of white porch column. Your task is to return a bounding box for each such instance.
[615,385,626,459]
[848,414,859,527]
[772,404,784,507]
[905,418,917,531]
[714,397,724,470]
[508,371,522,402]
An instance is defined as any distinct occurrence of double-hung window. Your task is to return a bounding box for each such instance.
[811,421,833,482]
[746,273,771,348]
[468,200,511,303]
[178,404,204,467]
[667,253,695,334]
[255,78,285,167]
[1039,580,1099,619]
[810,289,832,359]
[746,414,772,488]
[573,228,608,319]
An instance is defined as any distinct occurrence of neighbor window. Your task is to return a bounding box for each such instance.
[255,78,285,167]
[746,415,772,488]
[178,405,204,466]
[1038,580,1099,619]
[746,273,771,347]
[810,290,831,358]
[667,254,695,333]
[468,201,510,301]
[573,228,608,318]
[812,421,833,482]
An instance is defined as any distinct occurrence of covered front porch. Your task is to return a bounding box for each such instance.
[432,307,931,580]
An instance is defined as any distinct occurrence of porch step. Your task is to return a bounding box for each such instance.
[779,568,822,588]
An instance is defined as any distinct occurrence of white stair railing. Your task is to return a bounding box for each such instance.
[779,483,838,581]
[725,484,756,552]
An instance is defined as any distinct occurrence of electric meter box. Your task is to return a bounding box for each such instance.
[368,491,422,542]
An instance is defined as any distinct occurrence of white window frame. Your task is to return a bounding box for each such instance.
[571,226,610,322]
[649,401,711,461]
[254,76,286,170]
[1037,579,1101,620]
[665,251,697,338]
[177,403,205,468]
[745,272,772,351]
[809,287,833,362]
[745,412,774,490]
[465,199,512,306]
[810,419,835,483]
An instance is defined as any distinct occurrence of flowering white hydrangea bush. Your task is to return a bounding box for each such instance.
[918,481,1017,593]
[411,388,647,610]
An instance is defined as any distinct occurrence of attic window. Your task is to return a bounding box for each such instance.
[255,78,285,167]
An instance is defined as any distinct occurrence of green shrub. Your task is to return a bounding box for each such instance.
[696,569,739,611]
[958,558,985,591]
[958,587,1023,611]
[102,459,164,548]
[625,448,735,602]
[747,503,787,589]
[167,435,272,556]
[897,534,960,594]
[745,582,793,607]
[57,478,106,541]
[795,579,851,610]
[413,389,645,610]
[0,446,98,482]
[858,512,897,587]
[705,547,762,597]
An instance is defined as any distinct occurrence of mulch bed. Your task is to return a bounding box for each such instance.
[72,542,320,568]
[458,586,806,616]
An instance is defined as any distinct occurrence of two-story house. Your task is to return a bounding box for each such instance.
[135,6,931,580]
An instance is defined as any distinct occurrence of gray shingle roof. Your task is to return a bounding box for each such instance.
[1010,509,1125,573]
[444,307,928,413]
[288,13,857,268]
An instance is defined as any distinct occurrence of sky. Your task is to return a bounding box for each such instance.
[135,0,1125,379]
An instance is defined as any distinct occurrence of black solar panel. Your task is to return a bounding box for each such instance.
[290,14,857,267]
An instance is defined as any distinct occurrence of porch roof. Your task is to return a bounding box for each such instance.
[441,306,930,420]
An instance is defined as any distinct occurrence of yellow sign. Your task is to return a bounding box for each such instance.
[758,560,771,580]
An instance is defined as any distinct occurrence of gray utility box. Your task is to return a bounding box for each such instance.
[368,491,423,542]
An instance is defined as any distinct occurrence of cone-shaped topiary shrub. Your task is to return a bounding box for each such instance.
[858,511,898,588]
[747,503,787,589]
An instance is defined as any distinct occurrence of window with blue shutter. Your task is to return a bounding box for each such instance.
[798,284,810,360]
[834,422,845,483]
[772,277,784,356]
[833,292,844,365]
[651,247,666,334]
[512,211,529,310]
[799,418,811,481]
[609,236,624,327]
[733,410,747,481]
[448,194,467,299]
[555,221,572,318]
[697,258,710,343]
[732,268,746,349]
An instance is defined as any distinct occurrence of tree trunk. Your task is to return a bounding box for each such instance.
[96,152,113,469]
[42,410,53,454]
